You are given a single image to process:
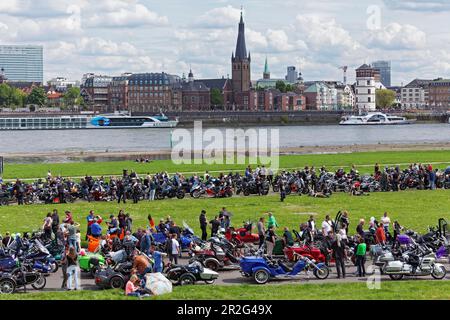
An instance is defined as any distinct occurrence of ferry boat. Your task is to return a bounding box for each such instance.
[0,113,178,130]
[339,112,416,126]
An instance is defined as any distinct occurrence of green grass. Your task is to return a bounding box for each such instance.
[1,190,449,238]
[2,281,450,300]
[3,149,450,180]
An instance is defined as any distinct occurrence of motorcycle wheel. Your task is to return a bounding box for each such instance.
[177,192,185,199]
[313,266,330,280]
[431,265,446,280]
[243,189,250,196]
[272,186,279,193]
[205,260,220,272]
[155,193,165,200]
[192,190,201,199]
[400,184,407,191]
[204,279,216,285]
[109,276,125,289]
[50,262,59,273]
[253,269,270,284]
[0,278,16,294]
[226,190,233,197]
[388,274,404,280]
[178,273,196,286]
[31,275,47,290]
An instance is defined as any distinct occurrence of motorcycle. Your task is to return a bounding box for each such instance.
[0,265,47,294]
[240,252,330,284]
[165,259,219,286]
[383,251,446,280]
[155,184,185,200]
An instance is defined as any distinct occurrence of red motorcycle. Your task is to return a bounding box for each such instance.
[192,184,233,198]
[283,245,327,263]
[225,222,259,244]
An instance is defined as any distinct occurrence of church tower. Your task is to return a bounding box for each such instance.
[263,57,270,80]
[232,10,251,94]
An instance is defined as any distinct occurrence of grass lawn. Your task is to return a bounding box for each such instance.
[1,190,449,238]
[3,149,450,180]
[1,281,450,300]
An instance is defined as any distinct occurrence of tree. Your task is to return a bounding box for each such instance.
[63,87,82,109]
[0,83,26,108]
[26,87,47,106]
[376,89,396,109]
[275,80,286,93]
[210,88,223,106]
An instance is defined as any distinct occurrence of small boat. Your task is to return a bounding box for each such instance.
[339,112,416,126]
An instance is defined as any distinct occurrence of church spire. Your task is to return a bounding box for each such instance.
[263,56,270,79]
[234,8,247,61]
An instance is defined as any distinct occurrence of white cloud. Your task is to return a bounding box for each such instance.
[367,23,427,50]
[266,29,293,52]
[195,5,241,28]
[86,3,168,28]
[77,38,141,56]
[293,15,360,52]
[383,0,450,11]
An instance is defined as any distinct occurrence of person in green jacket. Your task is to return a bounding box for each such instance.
[355,237,367,277]
[267,212,278,229]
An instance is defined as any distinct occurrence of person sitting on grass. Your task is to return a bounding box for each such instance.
[125,274,149,298]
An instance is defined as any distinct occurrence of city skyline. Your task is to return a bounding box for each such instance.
[0,0,449,85]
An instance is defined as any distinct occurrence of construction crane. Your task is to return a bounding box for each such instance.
[339,66,348,85]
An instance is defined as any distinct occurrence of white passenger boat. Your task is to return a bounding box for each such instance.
[339,112,416,125]
[0,113,178,130]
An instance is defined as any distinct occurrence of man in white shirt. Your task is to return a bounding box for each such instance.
[321,215,333,236]
[381,212,391,233]
[170,234,180,265]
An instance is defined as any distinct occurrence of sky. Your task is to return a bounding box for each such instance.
[0,0,449,86]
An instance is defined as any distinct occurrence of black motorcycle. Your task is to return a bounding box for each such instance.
[0,266,47,294]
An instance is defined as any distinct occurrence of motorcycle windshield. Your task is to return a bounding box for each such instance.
[182,221,195,235]
[34,239,50,255]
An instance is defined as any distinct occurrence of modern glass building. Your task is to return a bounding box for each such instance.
[0,45,43,83]
[372,60,391,87]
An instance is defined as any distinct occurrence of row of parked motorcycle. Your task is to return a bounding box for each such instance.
[1,213,449,294]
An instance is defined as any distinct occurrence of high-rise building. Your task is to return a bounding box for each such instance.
[0,45,43,83]
[372,60,391,87]
[285,66,298,84]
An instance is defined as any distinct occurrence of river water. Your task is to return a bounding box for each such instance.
[0,123,450,154]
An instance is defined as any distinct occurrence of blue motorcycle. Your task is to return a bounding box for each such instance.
[240,253,330,284]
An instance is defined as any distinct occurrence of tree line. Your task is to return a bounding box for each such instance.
[0,83,83,109]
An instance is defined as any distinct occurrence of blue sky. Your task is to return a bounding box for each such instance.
[0,0,449,85]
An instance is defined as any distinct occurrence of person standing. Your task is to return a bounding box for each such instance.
[60,247,68,289]
[331,233,346,279]
[380,212,391,234]
[86,210,95,240]
[66,220,77,250]
[199,210,208,241]
[278,178,286,202]
[257,217,266,248]
[355,237,367,278]
[66,247,80,291]
[267,212,278,229]
[209,216,220,238]
[51,209,60,239]
[321,215,334,236]
[42,213,53,240]
[265,226,276,258]
[149,176,156,201]
[169,234,180,265]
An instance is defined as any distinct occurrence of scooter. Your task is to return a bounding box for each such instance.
[240,252,330,284]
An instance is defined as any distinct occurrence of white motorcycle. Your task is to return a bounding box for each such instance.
[383,252,446,280]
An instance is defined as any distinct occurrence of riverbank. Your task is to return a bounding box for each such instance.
[3,142,450,164]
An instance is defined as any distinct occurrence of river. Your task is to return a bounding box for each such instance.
[0,123,450,154]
